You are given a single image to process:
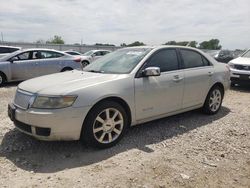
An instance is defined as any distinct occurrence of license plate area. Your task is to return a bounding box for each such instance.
[240,75,250,80]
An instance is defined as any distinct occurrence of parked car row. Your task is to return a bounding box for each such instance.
[0,46,111,86]
[7,46,230,148]
[64,50,111,67]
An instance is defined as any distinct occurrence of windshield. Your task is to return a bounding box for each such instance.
[242,50,250,58]
[83,50,94,56]
[84,48,152,74]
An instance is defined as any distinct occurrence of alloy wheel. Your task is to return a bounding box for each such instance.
[209,89,222,112]
[93,108,124,144]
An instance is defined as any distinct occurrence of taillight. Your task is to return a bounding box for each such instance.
[74,57,81,63]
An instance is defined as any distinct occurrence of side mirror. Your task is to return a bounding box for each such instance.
[9,57,18,63]
[142,67,161,77]
[91,54,96,57]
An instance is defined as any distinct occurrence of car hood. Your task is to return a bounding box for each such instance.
[230,57,250,65]
[18,70,128,95]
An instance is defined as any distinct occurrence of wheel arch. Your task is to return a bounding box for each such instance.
[210,82,225,96]
[203,82,225,106]
[61,67,73,72]
[82,96,132,131]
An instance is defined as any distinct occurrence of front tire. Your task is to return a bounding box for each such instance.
[203,86,224,115]
[81,101,128,148]
[0,72,6,87]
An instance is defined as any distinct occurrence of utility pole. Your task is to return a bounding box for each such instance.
[1,32,3,42]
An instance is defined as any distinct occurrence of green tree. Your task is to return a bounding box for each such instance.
[120,43,127,47]
[199,39,222,50]
[35,39,46,44]
[126,41,146,47]
[164,41,197,48]
[46,35,65,44]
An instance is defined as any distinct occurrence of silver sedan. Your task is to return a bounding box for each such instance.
[0,48,83,86]
[8,46,230,148]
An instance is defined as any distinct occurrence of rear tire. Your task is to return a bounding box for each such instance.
[81,101,128,148]
[0,72,6,87]
[81,61,89,68]
[61,67,73,72]
[203,86,224,115]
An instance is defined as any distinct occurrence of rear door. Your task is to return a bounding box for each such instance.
[32,50,65,76]
[134,48,184,120]
[179,49,214,108]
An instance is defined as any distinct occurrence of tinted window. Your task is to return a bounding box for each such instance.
[94,51,102,56]
[0,47,19,53]
[8,48,19,53]
[181,49,204,68]
[0,47,10,53]
[202,56,210,66]
[145,49,179,72]
[66,51,80,55]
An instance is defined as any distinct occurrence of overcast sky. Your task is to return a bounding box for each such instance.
[0,0,249,49]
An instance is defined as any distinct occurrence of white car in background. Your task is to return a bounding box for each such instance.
[64,50,111,67]
[8,46,230,148]
[228,48,250,86]
[0,45,21,58]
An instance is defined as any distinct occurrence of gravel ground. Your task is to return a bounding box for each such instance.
[0,82,249,188]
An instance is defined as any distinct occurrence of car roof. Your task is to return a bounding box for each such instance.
[0,45,21,49]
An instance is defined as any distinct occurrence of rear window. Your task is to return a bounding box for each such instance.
[0,47,19,53]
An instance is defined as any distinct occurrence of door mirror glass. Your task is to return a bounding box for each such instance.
[142,67,161,77]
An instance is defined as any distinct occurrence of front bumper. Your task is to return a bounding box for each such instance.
[8,103,91,141]
[230,69,250,84]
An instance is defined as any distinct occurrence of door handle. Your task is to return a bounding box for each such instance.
[173,75,183,82]
[208,71,214,76]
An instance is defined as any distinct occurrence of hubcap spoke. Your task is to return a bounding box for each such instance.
[113,128,121,135]
[108,133,112,142]
[98,132,106,142]
[93,127,103,133]
[96,116,105,124]
[112,111,119,120]
[114,120,123,125]
[105,109,110,119]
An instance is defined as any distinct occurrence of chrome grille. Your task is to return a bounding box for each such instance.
[14,89,34,109]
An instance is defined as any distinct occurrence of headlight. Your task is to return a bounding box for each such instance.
[228,62,235,69]
[31,95,77,109]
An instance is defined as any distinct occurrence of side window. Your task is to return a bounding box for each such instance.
[0,47,10,53]
[145,49,179,72]
[180,49,205,68]
[202,56,210,66]
[9,48,19,53]
[17,52,31,60]
[94,51,102,56]
[40,51,64,59]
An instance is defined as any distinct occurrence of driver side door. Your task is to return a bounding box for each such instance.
[9,51,33,81]
[134,48,184,121]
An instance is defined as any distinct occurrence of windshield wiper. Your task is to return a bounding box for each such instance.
[87,70,104,73]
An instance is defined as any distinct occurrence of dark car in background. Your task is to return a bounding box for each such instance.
[0,45,21,58]
[214,50,234,63]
